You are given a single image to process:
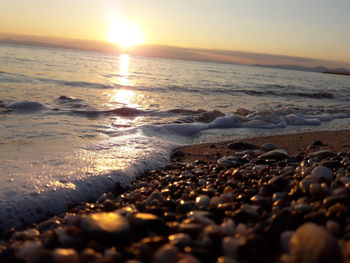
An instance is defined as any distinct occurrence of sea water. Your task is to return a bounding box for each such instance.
[1,43,350,230]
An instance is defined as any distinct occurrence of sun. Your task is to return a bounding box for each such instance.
[108,18,144,48]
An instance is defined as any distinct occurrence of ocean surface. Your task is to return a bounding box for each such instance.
[1,43,350,230]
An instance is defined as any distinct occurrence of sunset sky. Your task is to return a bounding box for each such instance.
[1,0,350,65]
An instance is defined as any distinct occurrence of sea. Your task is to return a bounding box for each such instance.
[1,43,350,230]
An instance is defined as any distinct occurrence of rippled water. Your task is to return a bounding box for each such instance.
[0,43,350,230]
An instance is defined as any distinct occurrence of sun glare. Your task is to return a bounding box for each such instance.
[108,18,144,48]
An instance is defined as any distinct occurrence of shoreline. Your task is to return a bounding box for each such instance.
[173,129,350,163]
[1,129,350,262]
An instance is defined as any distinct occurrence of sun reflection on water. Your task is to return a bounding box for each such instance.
[118,54,132,86]
[114,89,135,105]
[109,54,138,107]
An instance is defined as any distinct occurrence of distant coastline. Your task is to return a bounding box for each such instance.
[253,64,350,75]
[324,71,350,76]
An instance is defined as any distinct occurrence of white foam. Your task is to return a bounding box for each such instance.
[0,130,176,231]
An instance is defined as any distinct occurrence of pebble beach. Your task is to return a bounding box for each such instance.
[1,129,350,263]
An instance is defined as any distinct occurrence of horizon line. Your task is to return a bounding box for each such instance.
[1,32,349,71]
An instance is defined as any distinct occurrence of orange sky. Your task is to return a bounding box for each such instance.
[1,0,350,67]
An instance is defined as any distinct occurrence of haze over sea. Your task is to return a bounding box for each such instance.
[1,43,350,230]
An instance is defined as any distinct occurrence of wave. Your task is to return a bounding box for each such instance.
[125,84,336,100]
[0,71,115,89]
[141,106,350,141]
[0,131,174,231]
[71,107,144,117]
[58,80,113,89]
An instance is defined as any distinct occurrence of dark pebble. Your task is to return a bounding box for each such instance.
[227,141,258,150]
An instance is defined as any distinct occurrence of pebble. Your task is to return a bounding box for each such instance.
[227,141,257,150]
[217,256,239,263]
[53,248,79,263]
[178,254,201,263]
[153,244,179,263]
[15,240,42,260]
[197,179,206,186]
[287,223,342,263]
[222,237,239,259]
[97,192,113,203]
[146,191,162,205]
[258,149,289,160]
[13,228,40,240]
[195,195,211,207]
[240,204,259,218]
[235,223,248,236]
[217,156,239,168]
[311,166,333,182]
[262,143,277,151]
[280,231,293,253]
[168,233,192,246]
[172,150,186,158]
[80,212,130,240]
[308,150,337,160]
[220,219,235,236]
[309,183,323,199]
[326,220,340,236]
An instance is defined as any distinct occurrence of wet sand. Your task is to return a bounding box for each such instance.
[173,129,350,163]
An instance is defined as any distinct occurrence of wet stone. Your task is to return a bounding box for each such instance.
[37,218,61,233]
[217,256,239,263]
[28,249,54,263]
[268,176,288,191]
[13,228,40,240]
[220,219,235,236]
[80,212,130,241]
[326,220,340,236]
[309,183,323,199]
[280,231,293,253]
[299,179,313,193]
[240,204,259,218]
[197,179,206,186]
[146,191,162,205]
[258,149,289,160]
[320,160,341,169]
[177,201,196,214]
[308,150,337,160]
[287,223,341,263]
[294,203,311,214]
[218,156,239,168]
[227,141,257,150]
[195,195,211,208]
[238,234,271,262]
[168,233,192,247]
[153,244,179,263]
[311,166,333,183]
[129,213,159,227]
[178,254,201,263]
[178,222,203,236]
[250,195,271,211]
[272,192,287,202]
[53,248,79,263]
[172,150,186,158]
[262,143,277,152]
